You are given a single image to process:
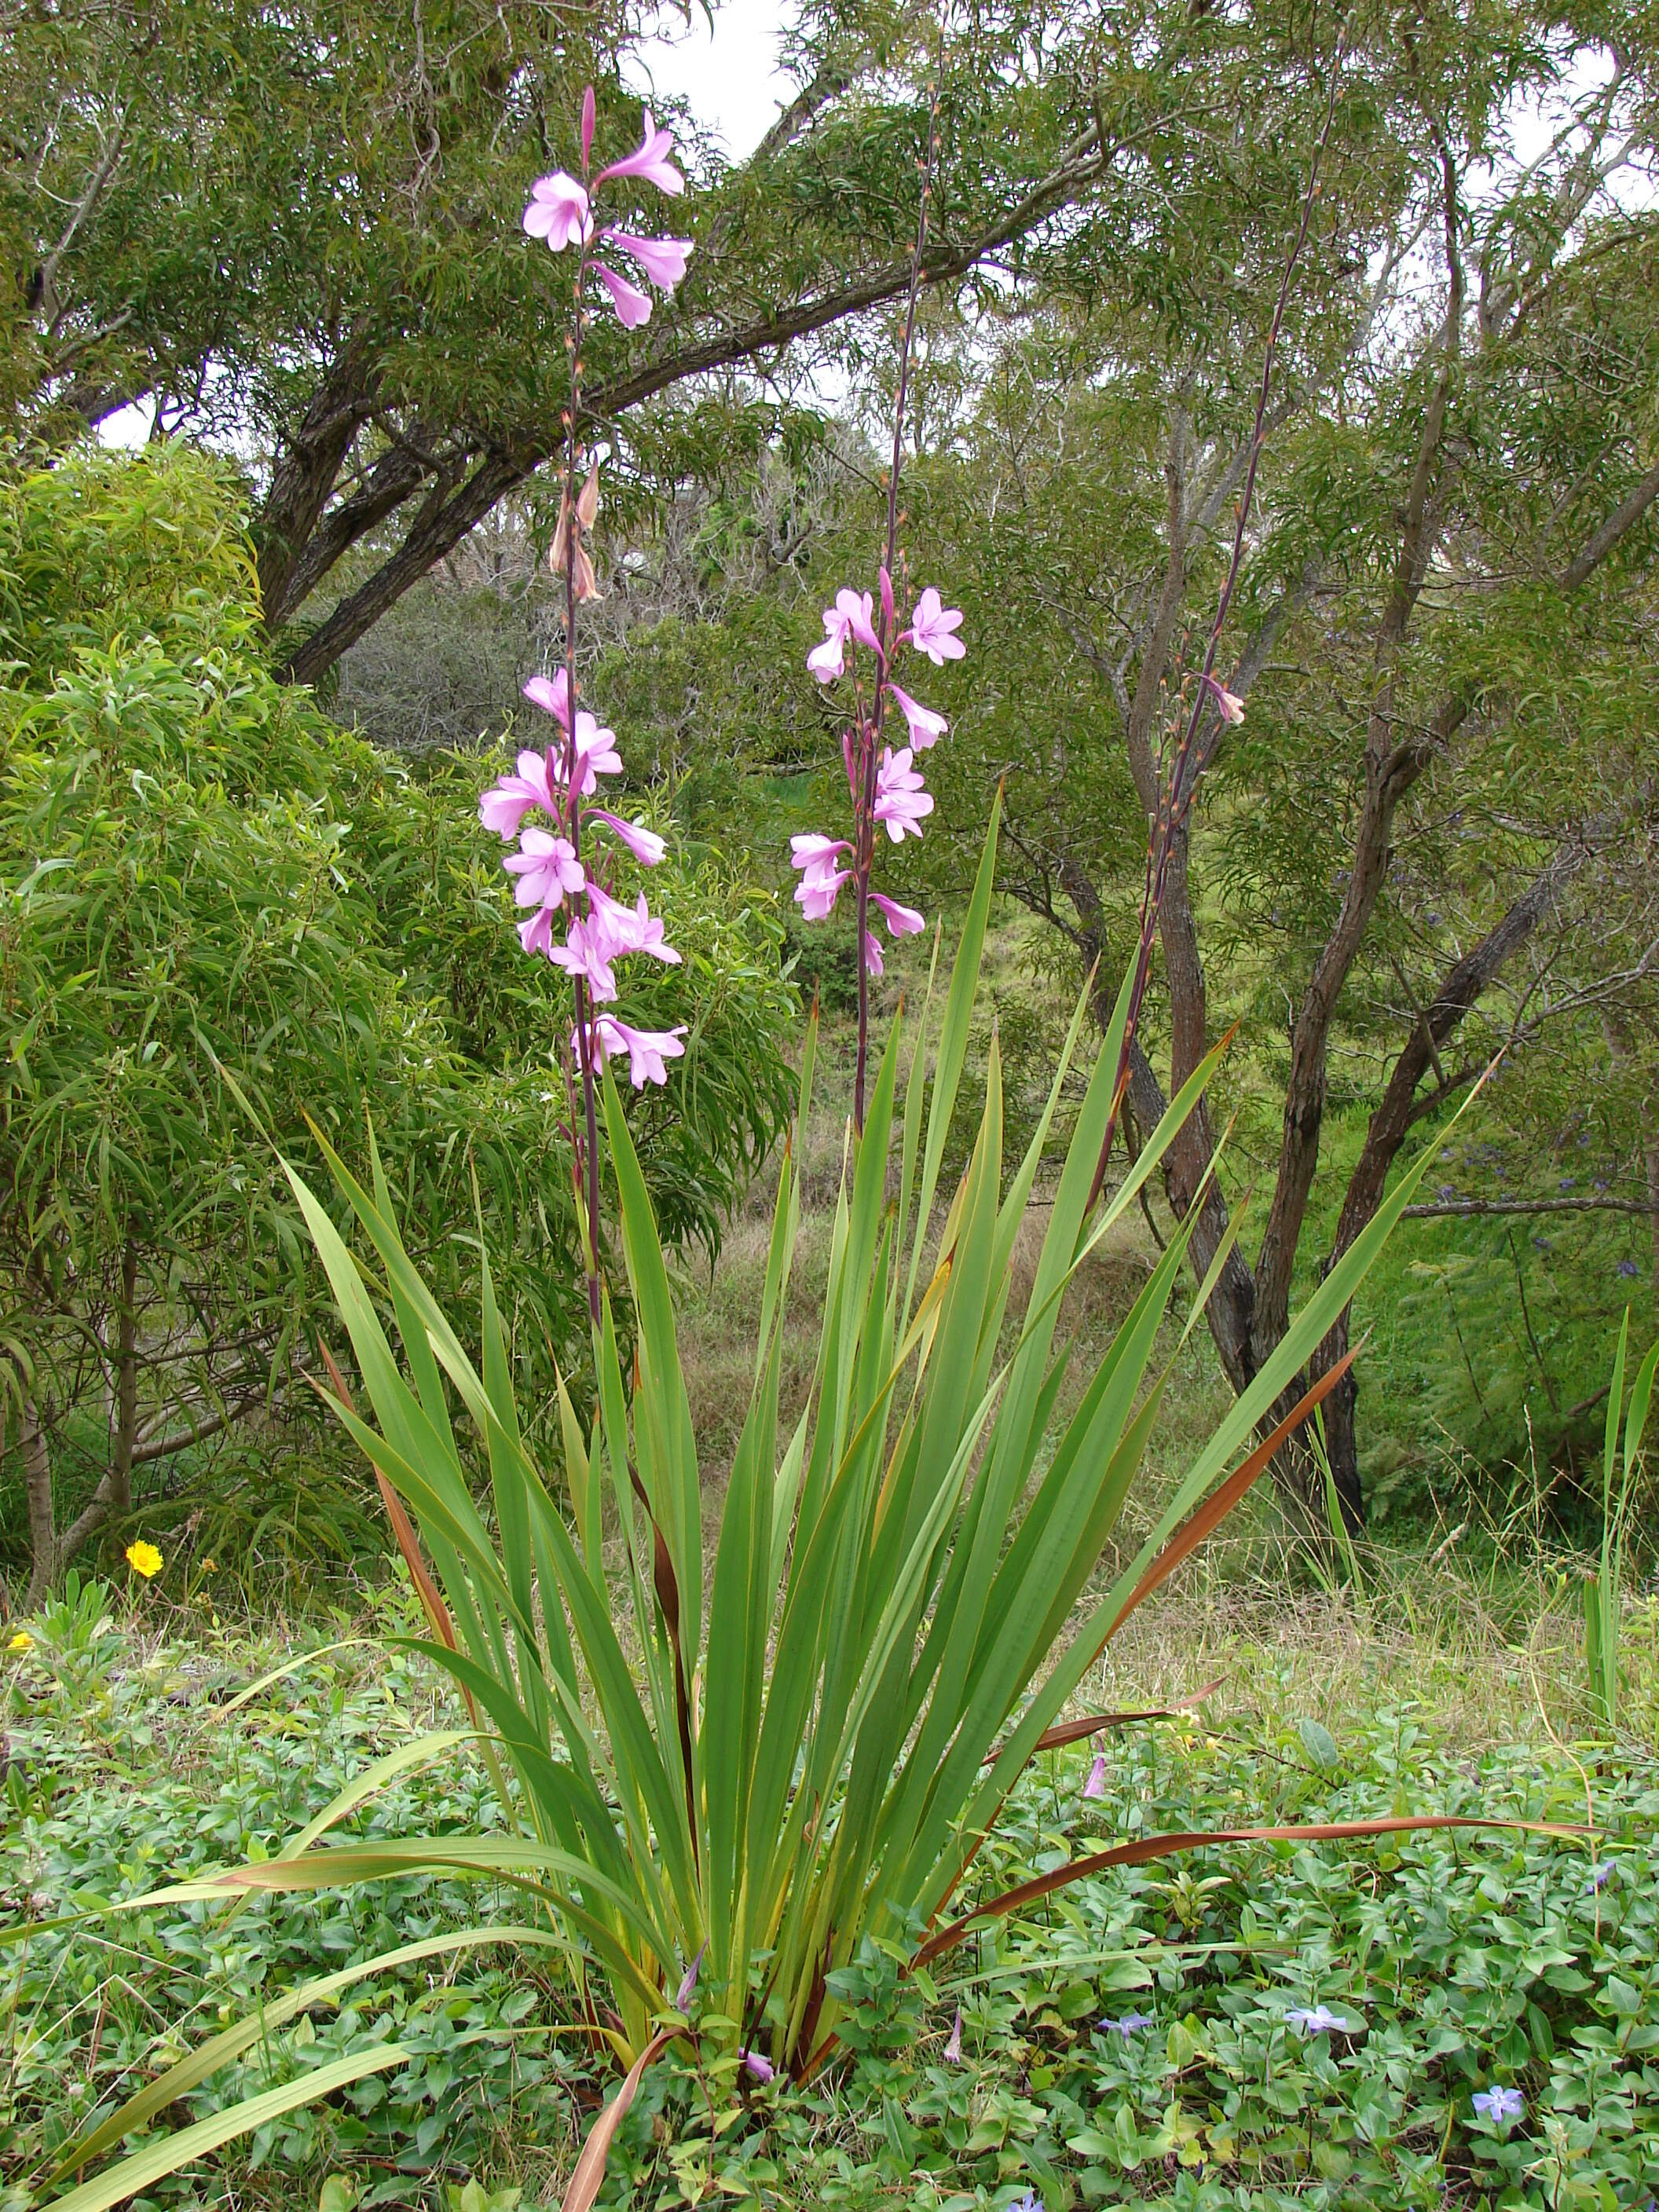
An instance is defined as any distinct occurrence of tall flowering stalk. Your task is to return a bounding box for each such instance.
[482,92,696,1315]
[789,71,960,1133]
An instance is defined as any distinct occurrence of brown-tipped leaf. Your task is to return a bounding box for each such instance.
[560,2027,681,2212]
[913,1811,1583,1969]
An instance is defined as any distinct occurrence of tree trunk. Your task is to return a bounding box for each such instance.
[1313,837,1601,1500]
[21,1397,57,1612]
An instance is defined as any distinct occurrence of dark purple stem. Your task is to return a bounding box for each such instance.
[854,59,943,1136]
[1084,42,1346,1214]
[558,158,603,1323]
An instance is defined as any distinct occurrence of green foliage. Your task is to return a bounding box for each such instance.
[0,445,795,1582]
[1585,1316,1659,1733]
[38,804,1481,2207]
[2,1613,1651,2211]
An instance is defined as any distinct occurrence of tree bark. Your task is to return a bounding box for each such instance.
[21,1397,57,1613]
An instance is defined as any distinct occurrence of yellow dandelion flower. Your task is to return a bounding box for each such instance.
[7,1629,32,1654]
[126,1540,164,1580]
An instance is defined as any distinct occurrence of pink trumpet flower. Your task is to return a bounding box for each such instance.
[580,85,596,167]
[807,588,880,681]
[592,260,652,328]
[479,750,560,838]
[523,172,591,251]
[588,884,680,965]
[504,829,584,911]
[907,586,965,665]
[595,108,684,196]
[517,903,561,959]
[797,867,849,921]
[943,2009,964,2063]
[548,917,619,1001]
[862,929,884,976]
[1203,672,1245,724]
[870,890,924,937]
[873,745,933,840]
[590,809,666,866]
[1082,1753,1108,1800]
[522,667,573,723]
[885,681,947,749]
[738,2047,775,2084]
[791,832,851,882]
[592,1014,688,1088]
[603,230,693,290]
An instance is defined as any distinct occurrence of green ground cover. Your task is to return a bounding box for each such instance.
[5,1575,1654,2212]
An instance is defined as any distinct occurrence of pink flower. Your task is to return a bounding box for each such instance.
[738,2047,775,2083]
[595,108,685,196]
[1082,1753,1107,1800]
[907,587,965,665]
[797,867,849,921]
[870,891,925,938]
[588,884,680,965]
[592,261,652,328]
[943,2008,963,2063]
[522,668,572,724]
[479,749,559,839]
[522,679,624,795]
[885,681,947,750]
[504,828,584,911]
[590,809,666,866]
[524,172,591,251]
[873,745,933,841]
[518,903,560,959]
[862,929,884,976]
[1203,672,1245,725]
[593,1014,688,1088]
[580,85,596,168]
[603,230,693,291]
[549,916,618,1001]
[806,588,880,682]
[791,834,851,920]
[791,833,851,881]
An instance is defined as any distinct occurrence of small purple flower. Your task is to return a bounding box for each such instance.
[1472,2085,1524,2124]
[1287,2004,1349,2035]
[739,2046,775,2083]
[675,1944,704,2011]
[1007,2192,1044,2212]
[1099,2010,1154,2039]
[943,2007,963,2062]
[1617,1260,1641,1279]
[1082,1752,1107,1800]
[1585,1859,1617,1892]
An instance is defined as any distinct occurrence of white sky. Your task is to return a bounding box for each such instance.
[628,0,797,160]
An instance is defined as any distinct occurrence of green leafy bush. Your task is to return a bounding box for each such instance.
[0,446,795,1595]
